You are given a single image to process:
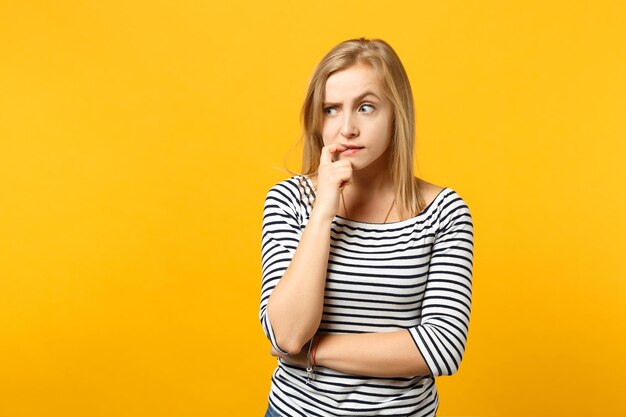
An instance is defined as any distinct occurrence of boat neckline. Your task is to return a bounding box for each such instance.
[301,175,450,227]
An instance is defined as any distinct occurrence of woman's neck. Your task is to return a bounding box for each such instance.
[347,171,393,200]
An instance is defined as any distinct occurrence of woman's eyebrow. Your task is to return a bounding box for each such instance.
[323,91,381,106]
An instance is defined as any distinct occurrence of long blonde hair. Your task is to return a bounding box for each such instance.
[299,37,425,219]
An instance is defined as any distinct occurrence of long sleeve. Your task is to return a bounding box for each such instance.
[408,194,474,376]
[259,180,303,355]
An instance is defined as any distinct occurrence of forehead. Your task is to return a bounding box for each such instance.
[324,64,383,100]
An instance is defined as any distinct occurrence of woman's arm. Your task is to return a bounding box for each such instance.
[266,210,333,354]
[262,144,352,355]
[273,330,431,378]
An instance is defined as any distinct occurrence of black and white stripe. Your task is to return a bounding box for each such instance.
[260,175,474,416]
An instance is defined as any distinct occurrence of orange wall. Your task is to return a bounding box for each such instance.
[1,1,625,416]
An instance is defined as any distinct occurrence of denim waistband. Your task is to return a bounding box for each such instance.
[264,402,281,417]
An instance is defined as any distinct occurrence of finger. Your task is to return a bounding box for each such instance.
[336,162,353,187]
[320,144,347,165]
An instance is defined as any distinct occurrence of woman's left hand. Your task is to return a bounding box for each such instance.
[270,346,308,367]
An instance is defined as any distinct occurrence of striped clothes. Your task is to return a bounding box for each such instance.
[260,175,474,417]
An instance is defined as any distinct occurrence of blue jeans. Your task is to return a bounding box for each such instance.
[264,402,281,417]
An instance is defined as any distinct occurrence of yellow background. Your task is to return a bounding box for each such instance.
[1,1,625,416]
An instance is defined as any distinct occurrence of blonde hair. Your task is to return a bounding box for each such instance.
[299,37,425,219]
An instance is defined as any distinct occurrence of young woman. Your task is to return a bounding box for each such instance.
[259,38,474,416]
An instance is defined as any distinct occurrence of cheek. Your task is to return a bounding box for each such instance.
[380,115,394,144]
[374,121,393,145]
[321,120,336,140]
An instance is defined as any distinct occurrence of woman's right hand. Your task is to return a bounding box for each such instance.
[312,144,353,221]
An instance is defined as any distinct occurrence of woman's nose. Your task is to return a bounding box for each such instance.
[340,114,359,138]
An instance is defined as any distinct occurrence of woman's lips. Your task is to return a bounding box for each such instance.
[341,147,363,156]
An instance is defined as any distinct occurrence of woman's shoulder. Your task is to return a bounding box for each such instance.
[265,175,315,207]
[266,174,304,190]
[417,178,447,208]
[416,177,471,219]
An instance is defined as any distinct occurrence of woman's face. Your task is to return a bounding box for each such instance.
[321,64,394,172]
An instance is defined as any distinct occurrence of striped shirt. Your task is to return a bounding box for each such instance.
[260,175,474,417]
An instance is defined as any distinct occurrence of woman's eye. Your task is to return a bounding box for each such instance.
[323,107,337,116]
[360,104,375,113]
